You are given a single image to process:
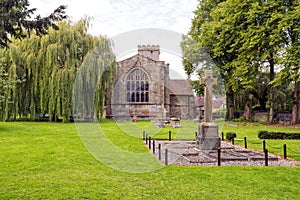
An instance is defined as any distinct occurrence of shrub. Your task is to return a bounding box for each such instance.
[258,130,269,139]
[226,132,237,140]
[258,130,300,140]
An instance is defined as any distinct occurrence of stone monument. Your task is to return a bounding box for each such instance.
[197,70,220,150]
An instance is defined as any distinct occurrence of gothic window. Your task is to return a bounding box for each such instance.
[126,69,149,103]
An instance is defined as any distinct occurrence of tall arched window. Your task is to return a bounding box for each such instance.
[126,68,149,103]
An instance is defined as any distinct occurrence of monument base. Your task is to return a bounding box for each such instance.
[197,122,220,150]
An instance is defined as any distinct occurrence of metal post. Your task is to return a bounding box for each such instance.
[169,131,171,141]
[221,132,224,141]
[152,140,155,154]
[283,144,287,159]
[264,148,268,166]
[143,131,145,140]
[158,144,161,160]
[217,148,221,166]
[145,134,148,145]
[148,136,151,149]
[195,131,197,138]
[165,148,168,165]
[231,137,234,145]
[263,140,266,151]
[244,137,247,149]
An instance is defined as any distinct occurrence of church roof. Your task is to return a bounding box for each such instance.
[169,79,193,95]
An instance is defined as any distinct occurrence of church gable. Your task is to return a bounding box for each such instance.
[116,54,167,81]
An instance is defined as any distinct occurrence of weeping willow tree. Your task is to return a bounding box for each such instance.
[73,40,116,121]
[0,19,116,122]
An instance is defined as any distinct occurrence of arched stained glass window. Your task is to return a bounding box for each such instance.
[126,69,149,103]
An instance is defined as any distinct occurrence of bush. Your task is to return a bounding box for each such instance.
[258,130,300,140]
[226,132,237,140]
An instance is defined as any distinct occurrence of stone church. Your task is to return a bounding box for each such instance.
[108,45,195,121]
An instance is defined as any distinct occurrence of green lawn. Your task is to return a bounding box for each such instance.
[0,121,299,199]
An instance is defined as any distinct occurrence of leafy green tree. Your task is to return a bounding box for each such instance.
[273,0,300,124]
[184,0,300,123]
[0,19,116,122]
[183,0,238,120]
[0,0,67,48]
[0,0,66,119]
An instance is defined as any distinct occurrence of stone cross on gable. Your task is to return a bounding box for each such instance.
[202,70,217,122]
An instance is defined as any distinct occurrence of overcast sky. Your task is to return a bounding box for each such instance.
[29,0,199,79]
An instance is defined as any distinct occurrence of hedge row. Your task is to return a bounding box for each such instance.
[226,132,236,140]
[258,130,300,140]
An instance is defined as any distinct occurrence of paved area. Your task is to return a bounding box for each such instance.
[145,140,300,166]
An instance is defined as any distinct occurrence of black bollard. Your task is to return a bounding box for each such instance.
[231,137,234,145]
[169,130,171,141]
[152,140,155,154]
[221,132,224,141]
[165,148,168,165]
[244,137,247,149]
[143,131,145,140]
[264,148,268,166]
[148,136,151,149]
[195,131,197,139]
[217,148,221,166]
[283,144,287,159]
[263,140,266,151]
[145,134,148,145]
[158,144,161,160]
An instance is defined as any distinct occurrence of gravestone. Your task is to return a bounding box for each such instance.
[197,70,220,150]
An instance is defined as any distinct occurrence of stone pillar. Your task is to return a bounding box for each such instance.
[197,70,220,150]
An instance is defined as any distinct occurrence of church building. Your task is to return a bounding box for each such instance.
[109,45,195,121]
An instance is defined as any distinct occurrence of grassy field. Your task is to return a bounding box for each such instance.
[0,120,299,199]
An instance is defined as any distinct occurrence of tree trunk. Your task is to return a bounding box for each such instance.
[292,81,299,125]
[226,87,234,120]
[268,58,275,123]
[105,87,112,118]
[244,89,252,120]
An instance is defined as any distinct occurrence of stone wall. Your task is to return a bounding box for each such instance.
[169,94,195,120]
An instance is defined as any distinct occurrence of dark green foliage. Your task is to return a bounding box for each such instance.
[258,130,300,140]
[226,132,236,140]
[0,0,67,48]
[183,0,300,122]
[190,80,205,97]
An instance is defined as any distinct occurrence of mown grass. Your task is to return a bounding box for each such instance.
[0,121,299,199]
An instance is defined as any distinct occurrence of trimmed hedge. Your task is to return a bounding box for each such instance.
[258,130,300,140]
[226,132,236,140]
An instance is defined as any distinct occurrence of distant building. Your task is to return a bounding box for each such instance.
[108,45,194,120]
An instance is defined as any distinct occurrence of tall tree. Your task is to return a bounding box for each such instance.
[0,19,116,122]
[274,0,300,124]
[0,0,67,48]
[184,0,297,123]
[182,0,237,119]
[0,0,66,119]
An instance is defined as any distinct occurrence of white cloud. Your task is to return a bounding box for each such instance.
[29,0,198,36]
[29,0,199,79]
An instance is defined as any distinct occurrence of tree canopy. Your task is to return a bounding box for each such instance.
[0,19,116,122]
[183,0,300,123]
[0,0,67,48]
